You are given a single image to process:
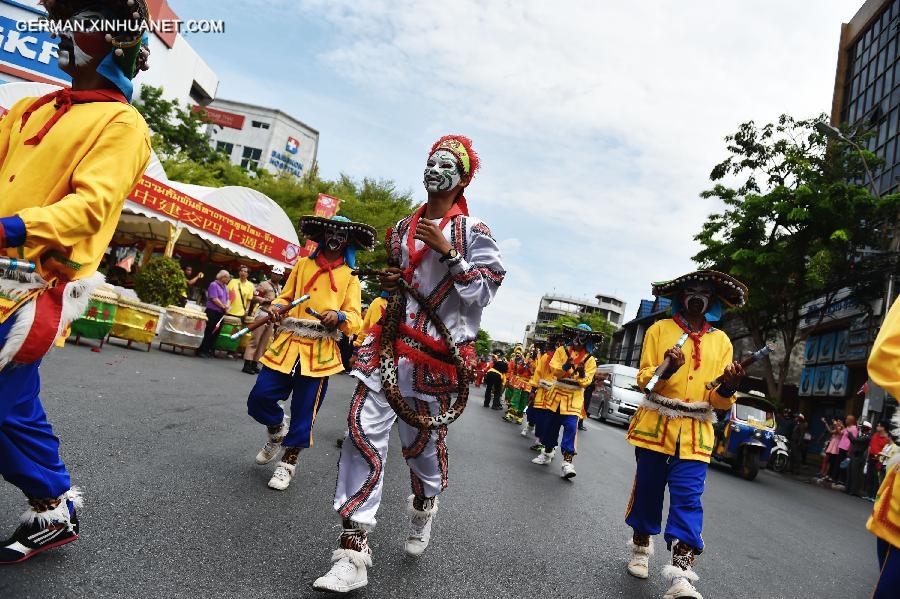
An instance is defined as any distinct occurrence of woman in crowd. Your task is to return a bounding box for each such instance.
[199,270,231,358]
[823,417,844,482]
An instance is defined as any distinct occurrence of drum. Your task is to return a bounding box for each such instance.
[69,286,119,341]
[159,305,208,350]
[215,315,243,352]
[109,297,165,349]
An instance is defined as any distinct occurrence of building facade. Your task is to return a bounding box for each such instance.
[203,98,319,179]
[609,298,671,369]
[531,291,625,344]
[0,0,218,106]
[831,0,900,197]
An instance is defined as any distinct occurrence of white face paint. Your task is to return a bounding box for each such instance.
[424,149,463,193]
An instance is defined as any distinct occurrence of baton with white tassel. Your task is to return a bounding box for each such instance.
[0,257,36,273]
[644,333,689,395]
[229,294,311,340]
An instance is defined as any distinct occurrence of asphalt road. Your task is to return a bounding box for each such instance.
[0,342,880,599]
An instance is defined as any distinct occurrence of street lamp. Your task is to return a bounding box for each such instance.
[814,121,879,194]
[815,121,897,320]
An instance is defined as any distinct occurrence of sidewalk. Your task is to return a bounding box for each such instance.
[774,460,879,502]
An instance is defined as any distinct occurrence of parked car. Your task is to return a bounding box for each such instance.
[588,364,643,426]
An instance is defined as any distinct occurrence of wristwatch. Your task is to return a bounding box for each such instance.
[439,248,459,263]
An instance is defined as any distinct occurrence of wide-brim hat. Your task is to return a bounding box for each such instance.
[299,216,376,250]
[652,270,748,308]
[561,324,605,343]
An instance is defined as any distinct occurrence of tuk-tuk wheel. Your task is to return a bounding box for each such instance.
[739,448,760,481]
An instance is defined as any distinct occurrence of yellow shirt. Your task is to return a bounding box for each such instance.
[866,298,900,548]
[226,278,255,317]
[545,345,597,416]
[0,96,151,286]
[626,318,736,462]
[530,351,557,410]
[260,256,362,377]
[355,296,387,347]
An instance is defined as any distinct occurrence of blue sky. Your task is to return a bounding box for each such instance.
[175,0,860,342]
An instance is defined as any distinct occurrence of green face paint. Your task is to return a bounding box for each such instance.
[424,149,462,193]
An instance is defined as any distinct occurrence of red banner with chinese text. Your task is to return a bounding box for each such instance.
[304,193,342,254]
[129,177,302,266]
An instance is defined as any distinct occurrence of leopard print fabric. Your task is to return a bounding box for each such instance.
[354,268,469,430]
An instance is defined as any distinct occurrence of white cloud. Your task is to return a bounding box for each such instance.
[202,0,860,341]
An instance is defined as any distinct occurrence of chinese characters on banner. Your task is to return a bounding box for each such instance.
[129,177,302,266]
[303,193,342,255]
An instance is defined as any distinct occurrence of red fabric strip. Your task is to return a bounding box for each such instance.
[302,254,344,294]
[403,201,466,283]
[20,89,127,145]
[13,284,65,363]
[673,313,711,370]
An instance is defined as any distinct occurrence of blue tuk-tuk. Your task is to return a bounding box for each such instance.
[712,391,777,481]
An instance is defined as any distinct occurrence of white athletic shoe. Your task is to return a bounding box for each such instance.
[267,462,295,490]
[520,424,532,437]
[531,451,553,465]
[312,548,371,593]
[256,417,290,465]
[561,461,577,479]
[404,495,438,557]
[662,566,702,599]
[627,539,653,579]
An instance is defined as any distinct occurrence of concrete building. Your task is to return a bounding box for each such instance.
[530,291,625,345]
[204,98,319,179]
[596,293,627,326]
[0,0,218,106]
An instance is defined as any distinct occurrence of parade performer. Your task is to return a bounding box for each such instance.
[624,271,748,599]
[241,266,284,374]
[354,292,388,349]
[522,338,557,447]
[531,325,600,479]
[474,355,490,387]
[246,215,371,491]
[502,346,524,421]
[313,135,504,593]
[505,347,533,424]
[482,353,507,410]
[865,297,900,598]
[0,0,151,564]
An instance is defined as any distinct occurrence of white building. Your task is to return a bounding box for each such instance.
[203,98,319,179]
[0,0,218,106]
[531,291,626,343]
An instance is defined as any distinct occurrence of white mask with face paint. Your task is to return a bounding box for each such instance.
[680,282,714,317]
[424,149,463,193]
[325,230,349,253]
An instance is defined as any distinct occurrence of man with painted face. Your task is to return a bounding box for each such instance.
[313,135,505,593]
[624,271,748,599]
[531,324,600,479]
[246,216,369,491]
[0,0,152,564]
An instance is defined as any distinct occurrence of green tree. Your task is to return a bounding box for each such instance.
[133,86,219,164]
[475,329,492,356]
[693,114,900,399]
[134,257,186,307]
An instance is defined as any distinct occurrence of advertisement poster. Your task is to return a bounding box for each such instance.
[829,364,849,397]
[813,365,832,396]
[833,329,850,362]
[804,336,820,364]
[817,332,836,364]
[798,367,814,397]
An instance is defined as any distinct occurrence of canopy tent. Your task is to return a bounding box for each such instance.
[0,82,303,270]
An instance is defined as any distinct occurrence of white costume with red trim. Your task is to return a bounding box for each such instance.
[333,207,504,528]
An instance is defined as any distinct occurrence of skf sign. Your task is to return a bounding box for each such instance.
[0,15,69,85]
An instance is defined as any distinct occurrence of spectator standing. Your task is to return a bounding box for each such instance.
[848,421,873,496]
[199,270,231,357]
[227,265,255,320]
[836,415,858,486]
[181,264,203,305]
[866,422,893,500]
[790,414,809,473]
[242,267,284,375]
[824,417,844,481]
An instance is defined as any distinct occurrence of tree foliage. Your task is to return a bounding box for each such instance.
[475,329,492,356]
[693,114,900,398]
[134,257,186,307]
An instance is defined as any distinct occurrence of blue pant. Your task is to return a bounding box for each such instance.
[874,539,900,599]
[247,366,329,448]
[0,315,70,499]
[625,447,707,551]
[539,410,579,455]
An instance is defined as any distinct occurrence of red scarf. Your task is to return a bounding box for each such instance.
[673,313,712,370]
[303,254,345,294]
[403,200,468,283]
[20,88,127,145]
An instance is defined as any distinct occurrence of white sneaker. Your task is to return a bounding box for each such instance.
[627,539,653,579]
[267,462,295,490]
[662,566,702,599]
[404,495,438,557]
[531,451,553,465]
[561,461,577,479]
[312,548,371,593]
[256,417,290,465]
[520,424,532,437]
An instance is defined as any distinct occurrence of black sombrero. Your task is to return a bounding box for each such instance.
[651,270,748,308]
[561,324,605,343]
[299,216,376,251]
